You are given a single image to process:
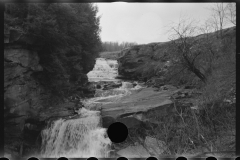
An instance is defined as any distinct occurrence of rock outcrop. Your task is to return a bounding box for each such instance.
[118,42,172,81]
[101,87,178,119]
[118,26,236,87]
[4,29,94,157]
[4,32,48,156]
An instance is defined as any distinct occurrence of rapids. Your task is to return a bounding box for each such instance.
[41,108,111,158]
[87,58,118,82]
[40,58,144,158]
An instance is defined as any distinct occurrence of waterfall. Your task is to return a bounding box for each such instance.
[87,58,118,81]
[41,108,111,158]
[40,58,144,158]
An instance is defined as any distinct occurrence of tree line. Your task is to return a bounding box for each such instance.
[4,3,102,97]
[102,41,137,52]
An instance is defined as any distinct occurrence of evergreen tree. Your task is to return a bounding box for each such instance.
[4,3,102,97]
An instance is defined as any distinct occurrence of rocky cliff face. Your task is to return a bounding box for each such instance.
[4,29,94,157]
[118,27,236,87]
[118,42,171,81]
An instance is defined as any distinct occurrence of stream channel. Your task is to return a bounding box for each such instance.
[40,58,146,158]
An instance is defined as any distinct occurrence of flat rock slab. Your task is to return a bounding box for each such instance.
[39,102,75,121]
[101,87,180,119]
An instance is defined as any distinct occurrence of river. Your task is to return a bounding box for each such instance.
[40,58,144,158]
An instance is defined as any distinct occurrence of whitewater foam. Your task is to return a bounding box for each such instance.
[41,108,111,158]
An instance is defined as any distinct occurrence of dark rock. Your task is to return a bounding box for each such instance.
[141,121,158,130]
[4,29,96,157]
[101,81,122,90]
[4,48,42,71]
[102,84,109,90]
[184,85,195,89]
[117,117,143,129]
[96,84,101,89]
[117,42,171,80]
[102,116,116,128]
[132,82,138,87]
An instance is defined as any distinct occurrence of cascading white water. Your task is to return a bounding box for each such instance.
[120,82,133,89]
[41,108,111,158]
[40,58,144,158]
[87,58,118,82]
[83,81,144,109]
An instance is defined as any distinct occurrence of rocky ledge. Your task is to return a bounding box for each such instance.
[4,29,95,158]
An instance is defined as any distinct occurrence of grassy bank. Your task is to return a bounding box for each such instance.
[113,88,235,157]
[115,26,236,157]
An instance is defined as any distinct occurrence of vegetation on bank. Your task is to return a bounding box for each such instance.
[116,25,236,156]
[4,3,102,99]
[102,41,137,52]
[100,41,137,60]
[4,3,102,157]
[116,3,236,157]
[4,2,236,158]
[99,51,121,60]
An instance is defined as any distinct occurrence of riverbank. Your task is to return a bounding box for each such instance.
[111,26,236,157]
[92,81,235,158]
[83,57,235,158]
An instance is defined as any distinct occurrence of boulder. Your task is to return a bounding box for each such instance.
[39,102,76,122]
[102,116,116,128]
[102,81,122,90]
[96,84,101,89]
[152,77,165,87]
[144,136,167,156]
[117,117,142,129]
[160,85,178,91]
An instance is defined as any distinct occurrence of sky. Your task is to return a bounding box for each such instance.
[95,2,233,45]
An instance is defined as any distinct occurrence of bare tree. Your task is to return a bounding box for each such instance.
[209,3,228,38]
[226,3,236,25]
[200,18,215,40]
[168,17,207,83]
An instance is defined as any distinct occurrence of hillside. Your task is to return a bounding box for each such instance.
[118,26,235,86]
[116,26,236,156]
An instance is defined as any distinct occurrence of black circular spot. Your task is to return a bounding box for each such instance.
[117,157,128,160]
[176,156,187,160]
[57,157,68,160]
[107,122,128,143]
[206,157,217,160]
[28,157,38,160]
[87,157,98,160]
[146,156,158,160]
[1,157,9,160]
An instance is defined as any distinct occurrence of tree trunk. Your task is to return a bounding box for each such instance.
[191,67,207,83]
[183,53,207,83]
